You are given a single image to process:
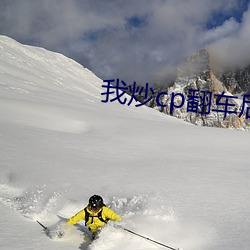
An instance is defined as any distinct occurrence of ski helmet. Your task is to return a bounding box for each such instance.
[89,195,104,210]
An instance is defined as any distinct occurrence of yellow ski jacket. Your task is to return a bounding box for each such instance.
[67,206,121,233]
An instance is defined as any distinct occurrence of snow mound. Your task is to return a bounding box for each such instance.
[0,99,90,133]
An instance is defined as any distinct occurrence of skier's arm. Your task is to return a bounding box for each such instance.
[104,207,122,222]
[67,209,85,225]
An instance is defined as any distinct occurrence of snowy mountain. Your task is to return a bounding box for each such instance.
[217,65,250,95]
[143,49,250,130]
[0,36,250,250]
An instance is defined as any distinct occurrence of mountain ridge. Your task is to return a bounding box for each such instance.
[141,48,250,130]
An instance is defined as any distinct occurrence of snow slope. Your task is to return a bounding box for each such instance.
[0,35,250,250]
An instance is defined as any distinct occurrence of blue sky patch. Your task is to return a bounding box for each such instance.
[206,0,249,29]
[126,15,147,28]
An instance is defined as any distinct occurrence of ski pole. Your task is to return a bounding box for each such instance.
[122,227,180,250]
[37,220,48,231]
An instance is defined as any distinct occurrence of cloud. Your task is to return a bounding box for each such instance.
[209,4,250,69]
[0,0,249,85]
[200,18,240,45]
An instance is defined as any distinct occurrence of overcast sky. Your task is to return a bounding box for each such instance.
[0,0,249,85]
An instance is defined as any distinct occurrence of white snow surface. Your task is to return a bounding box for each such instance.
[0,35,250,250]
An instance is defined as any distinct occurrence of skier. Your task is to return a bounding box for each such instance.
[66,194,121,239]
